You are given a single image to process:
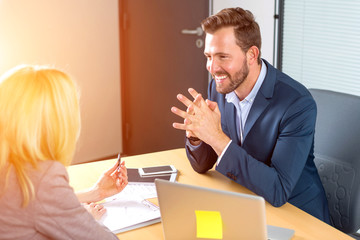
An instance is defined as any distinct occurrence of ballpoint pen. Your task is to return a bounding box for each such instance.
[116,153,121,172]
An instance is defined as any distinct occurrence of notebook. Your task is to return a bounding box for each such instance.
[155,179,295,240]
[98,168,178,234]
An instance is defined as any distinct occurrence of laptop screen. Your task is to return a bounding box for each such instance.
[155,179,268,240]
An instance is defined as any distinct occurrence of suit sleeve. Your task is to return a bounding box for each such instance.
[216,96,316,207]
[185,139,218,173]
[33,162,118,240]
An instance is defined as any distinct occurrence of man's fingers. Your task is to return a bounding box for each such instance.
[176,94,193,107]
[172,115,194,129]
[186,104,194,115]
[186,130,192,138]
[206,99,218,111]
[171,106,188,119]
[188,88,199,99]
[184,118,192,124]
[189,88,207,108]
[172,122,188,130]
[193,93,205,106]
[175,90,205,115]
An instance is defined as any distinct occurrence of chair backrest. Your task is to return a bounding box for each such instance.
[309,88,360,234]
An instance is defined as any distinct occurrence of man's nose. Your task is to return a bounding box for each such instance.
[207,59,219,73]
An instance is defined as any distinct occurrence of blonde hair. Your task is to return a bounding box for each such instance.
[0,65,81,207]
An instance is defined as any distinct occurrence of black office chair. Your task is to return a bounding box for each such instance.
[309,88,360,236]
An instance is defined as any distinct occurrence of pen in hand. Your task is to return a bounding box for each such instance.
[115,153,127,189]
[116,153,122,175]
[116,153,121,167]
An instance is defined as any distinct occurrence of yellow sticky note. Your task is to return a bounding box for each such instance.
[195,210,223,239]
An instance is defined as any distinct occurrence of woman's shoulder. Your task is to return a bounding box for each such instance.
[36,160,66,173]
[30,160,68,187]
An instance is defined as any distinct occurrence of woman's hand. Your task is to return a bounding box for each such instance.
[94,160,128,200]
[83,202,106,221]
[76,160,128,203]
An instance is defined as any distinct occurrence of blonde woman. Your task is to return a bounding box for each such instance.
[0,65,127,239]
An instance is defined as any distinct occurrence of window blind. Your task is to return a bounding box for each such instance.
[282,0,360,96]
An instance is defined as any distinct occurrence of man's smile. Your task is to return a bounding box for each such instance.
[214,74,228,83]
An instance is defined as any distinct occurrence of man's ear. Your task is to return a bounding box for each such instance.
[246,46,260,65]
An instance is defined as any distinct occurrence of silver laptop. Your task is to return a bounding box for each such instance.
[155,179,294,240]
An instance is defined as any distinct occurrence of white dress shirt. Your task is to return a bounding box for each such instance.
[217,60,267,164]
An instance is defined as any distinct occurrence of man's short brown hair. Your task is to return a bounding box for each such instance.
[201,7,262,63]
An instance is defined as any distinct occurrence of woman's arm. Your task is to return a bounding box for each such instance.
[76,160,128,203]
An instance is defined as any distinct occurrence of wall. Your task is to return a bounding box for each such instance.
[0,0,122,164]
[213,0,275,64]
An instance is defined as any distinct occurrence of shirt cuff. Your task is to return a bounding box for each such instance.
[216,140,232,166]
[186,138,203,151]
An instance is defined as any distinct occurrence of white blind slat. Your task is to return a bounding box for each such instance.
[282,0,360,97]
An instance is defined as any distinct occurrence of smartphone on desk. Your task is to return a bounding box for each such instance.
[138,165,177,176]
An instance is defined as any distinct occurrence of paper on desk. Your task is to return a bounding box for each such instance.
[107,183,157,201]
[99,184,160,233]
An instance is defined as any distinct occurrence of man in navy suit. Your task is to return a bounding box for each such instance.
[171,7,330,223]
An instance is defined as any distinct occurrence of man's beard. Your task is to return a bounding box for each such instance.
[215,58,249,94]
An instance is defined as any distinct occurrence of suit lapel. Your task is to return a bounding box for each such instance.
[243,94,269,140]
[243,59,276,141]
[224,101,240,143]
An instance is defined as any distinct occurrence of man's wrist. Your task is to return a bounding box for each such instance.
[187,136,200,141]
[209,133,231,156]
[187,136,201,146]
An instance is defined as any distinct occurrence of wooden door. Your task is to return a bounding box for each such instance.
[120,0,210,155]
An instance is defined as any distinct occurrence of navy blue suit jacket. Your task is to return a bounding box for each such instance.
[186,60,330,223]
